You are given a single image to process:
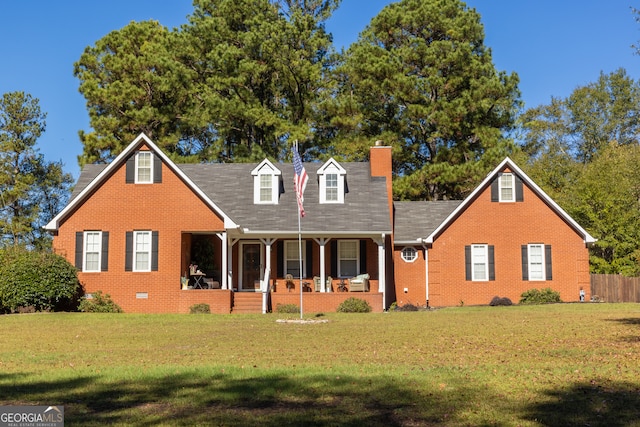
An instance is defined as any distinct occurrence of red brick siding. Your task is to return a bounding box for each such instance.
[271,292,384,313]
[52,146,225,313]
[422,178,590,307]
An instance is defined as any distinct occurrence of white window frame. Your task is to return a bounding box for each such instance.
[251,160,281,204]
[401,247,418,263]
[318,159,346,204]
[83,231,102,272]
[135,152,153,184]
[499,172,515,202]
[471,244,489,282]
[133,231,152,272]
[338,240,359,278]
[527,244,546,281]
[284,240,306,277]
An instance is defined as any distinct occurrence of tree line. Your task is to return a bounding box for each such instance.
[1,0,639,275]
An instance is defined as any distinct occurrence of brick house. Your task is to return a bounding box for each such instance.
[392,158,596,307]
[46,134,594,313]
[46,134,393,313]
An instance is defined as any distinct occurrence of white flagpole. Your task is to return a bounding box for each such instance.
[296,141,304,319]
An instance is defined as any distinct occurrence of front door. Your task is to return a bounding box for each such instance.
[241,242,262,291]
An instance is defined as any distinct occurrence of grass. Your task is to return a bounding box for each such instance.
[1,304,640,426]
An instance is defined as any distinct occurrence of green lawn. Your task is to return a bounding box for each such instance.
[1,304,639,426]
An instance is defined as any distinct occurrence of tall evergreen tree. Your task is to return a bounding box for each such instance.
[327,0,520,200]
[0,92,73,249]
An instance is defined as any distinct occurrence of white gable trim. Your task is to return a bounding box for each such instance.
[44,133,237,230]
[423,157,596,245]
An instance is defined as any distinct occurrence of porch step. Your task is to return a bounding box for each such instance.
[232,292,263,314]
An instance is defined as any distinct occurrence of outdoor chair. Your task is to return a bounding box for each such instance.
[313,276,333,292]
[349,274,369,292]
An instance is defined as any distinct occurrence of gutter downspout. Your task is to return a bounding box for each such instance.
[422,239,429,309]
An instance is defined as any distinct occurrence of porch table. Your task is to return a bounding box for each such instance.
[191,272,206,289]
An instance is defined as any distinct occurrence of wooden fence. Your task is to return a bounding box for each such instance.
[590,274,640,303]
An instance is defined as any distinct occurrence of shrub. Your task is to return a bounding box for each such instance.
[189,303,211,314]
[276,303,300,314]
[78,291,123,313]
[337,297,372,313]
[395,303,419,311]
[489,296,513,306]
[0,248,81,313]
[519,288,562,305]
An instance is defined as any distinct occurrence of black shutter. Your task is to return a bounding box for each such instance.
[75,232,83,270]
[306,240,313,278]
[277,242,283,277]
[521,245,529,281]
[515,176,524,202]
[101,232,109,271]
[488,245,495,281]
[125,156,135,183]
[491,178,499,202]
[125,232,133,271]
[359,240,367,273]
[330,240,338,277]
[465,245,471,281]
[153,154,162,183]
[152,231,159,271]
[545,245,553,280]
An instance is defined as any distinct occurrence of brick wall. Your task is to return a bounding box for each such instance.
[423,175,590,307]
[52,145,226,313]
[271,292,384,313]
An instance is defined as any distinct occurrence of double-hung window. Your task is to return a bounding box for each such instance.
[522,244,552,281]
[465,244,495,281]
[338,240,359,277]
[135,152,153,184]
[83,231,102,272]
[472,245,488,281]
[134,231,152,272]
[284,240,305,277]
[259,174,273,202]
[499,173,515,202]
[325,173,338,202]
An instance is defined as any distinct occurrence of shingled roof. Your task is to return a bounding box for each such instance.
[65,156,391,235]
[177,162,391,235]
[393,200,461,245]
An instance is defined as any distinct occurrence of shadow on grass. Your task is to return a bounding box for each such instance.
[523,381,640,427]
[0,370,494,426]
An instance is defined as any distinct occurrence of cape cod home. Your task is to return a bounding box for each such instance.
[45,133,595,313]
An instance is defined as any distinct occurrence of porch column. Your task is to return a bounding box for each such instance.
[314,238,330,292]
[228,238,239,290]
[260,238,275,314]
[375,235,386,310]
[217,232,228,290]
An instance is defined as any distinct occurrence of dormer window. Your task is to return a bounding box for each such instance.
[318,159,346,204]
[135,152,153,184]
[251,160,281,204]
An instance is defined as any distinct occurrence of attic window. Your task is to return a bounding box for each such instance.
[135,152,153,184]
[251,160,281,204]
[499,173,515,202]
[318,159,346,204]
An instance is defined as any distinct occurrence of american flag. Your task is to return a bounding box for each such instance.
[292,143,308,217]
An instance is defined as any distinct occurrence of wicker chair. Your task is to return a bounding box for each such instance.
[349,274,369,292]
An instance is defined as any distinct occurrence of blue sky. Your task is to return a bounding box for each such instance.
[0,1,638,179]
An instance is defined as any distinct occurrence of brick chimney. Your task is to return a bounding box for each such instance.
[370,140,393,226]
